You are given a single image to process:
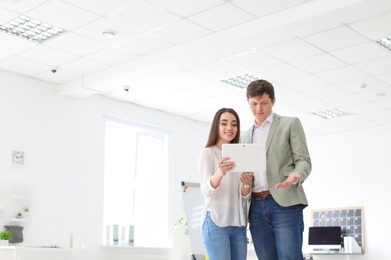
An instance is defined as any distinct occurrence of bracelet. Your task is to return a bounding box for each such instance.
[242,184,251,189]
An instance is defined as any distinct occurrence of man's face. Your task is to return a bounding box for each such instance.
[248,94,275,125]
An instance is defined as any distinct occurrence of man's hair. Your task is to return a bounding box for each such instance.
[246,79,275,101]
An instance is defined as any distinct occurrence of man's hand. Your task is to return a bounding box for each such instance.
[275,173,301,188]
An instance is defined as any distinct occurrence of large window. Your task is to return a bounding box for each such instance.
[103,117,170,247]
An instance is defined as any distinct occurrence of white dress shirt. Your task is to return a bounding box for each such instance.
[252,112,274,192]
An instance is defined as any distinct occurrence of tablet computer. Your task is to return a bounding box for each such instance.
[222,143,266,173]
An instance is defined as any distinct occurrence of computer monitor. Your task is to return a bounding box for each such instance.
[308,226,342,251]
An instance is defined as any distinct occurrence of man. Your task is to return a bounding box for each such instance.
[241,79,311,260]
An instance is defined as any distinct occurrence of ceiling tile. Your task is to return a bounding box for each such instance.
[132,80,183,96]
[376,98,391,109]
[316,66,369,84]
[331,42,390,64]
[323,93,370,107]
[61,58,109,76]
[19,45,78,67]
[189,61,244,80]
[290,53,347,73]
[0,56,50,76]
[0,7,18,23]
[44,32,106,56]
[277,92,314,106]
[187,82,241,97]
[25,0,99,30]
[0,33,36,54]
[303,26,368,51]
[74,17,143,44]
[374,72,391,85]
[222,50,282,72]
[254,63,307,81]
[115,34,173,56]
[361,109,391,124]
[162,103,211,118]
[331,114,377,130]
[349,12,391,40]
[337,76,388,93]
[152,20,211,44]
[0,0,47,13]
[232,0,304,18]
[108,1,180,32]
[86,46,140,66]
[34,68,80,84]
[354,56,391,76]
[188,3,254,31]
[262,38,323,62]
[344,101,385,115]
[279,75,331,91]
[147,0,224,17]
[0,51,11,61]
[355,86,391,102]
[163,71,213,89]
[62,0,138,16]
[291,100,331,114]
[304,84,352,100]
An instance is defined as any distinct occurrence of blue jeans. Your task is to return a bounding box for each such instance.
[249,196,304,260]
[202,212,247,260]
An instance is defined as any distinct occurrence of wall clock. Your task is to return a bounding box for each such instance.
[12,150,25,165]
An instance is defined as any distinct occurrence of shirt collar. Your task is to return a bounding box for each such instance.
[253,112,274,127]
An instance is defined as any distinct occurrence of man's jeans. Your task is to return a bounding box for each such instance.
[249,195,304,260]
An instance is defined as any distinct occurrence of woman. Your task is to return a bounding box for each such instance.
[199,108,253,260]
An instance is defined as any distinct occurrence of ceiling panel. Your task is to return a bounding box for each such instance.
[331,42,390,64]
[108,1,180,32]
[25,0,99,30]
[188,3,254,31]
[302,26,368,51]
[262,38,323,62]
[290,53,347,73]
[0,0,390,138]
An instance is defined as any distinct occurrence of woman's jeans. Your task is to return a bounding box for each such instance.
[202,212,247,260]
[249,195,304,260]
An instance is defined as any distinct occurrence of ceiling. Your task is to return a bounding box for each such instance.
[1,0,391,137]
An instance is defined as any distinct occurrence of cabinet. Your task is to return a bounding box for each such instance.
[0,247,70,260]
[0,246,16,260]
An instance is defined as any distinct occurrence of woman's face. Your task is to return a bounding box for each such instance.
[217,112,238,144]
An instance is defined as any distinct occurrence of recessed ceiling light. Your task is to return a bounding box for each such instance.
[312,107,350,119]
[375,36,391,51]
[221,73,260,89]
[101,30,117,39]
[0,15,64,43]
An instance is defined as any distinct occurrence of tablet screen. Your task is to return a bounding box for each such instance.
[222,143,266,173]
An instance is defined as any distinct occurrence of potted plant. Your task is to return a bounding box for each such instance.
[0,230,11,246]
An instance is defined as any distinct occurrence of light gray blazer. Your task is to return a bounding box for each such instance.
[241,113,311,207]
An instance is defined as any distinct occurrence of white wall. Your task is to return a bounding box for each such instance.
[0,70,209,260]
[1,69,390,260]
[302,128,391,259]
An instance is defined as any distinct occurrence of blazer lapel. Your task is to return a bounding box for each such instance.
[266,113,281,152]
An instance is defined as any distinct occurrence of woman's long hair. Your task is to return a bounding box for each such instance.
[205,108,240,147]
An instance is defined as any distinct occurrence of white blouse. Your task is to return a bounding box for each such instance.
[198,145,251,228]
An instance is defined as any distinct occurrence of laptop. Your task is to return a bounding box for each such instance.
[222,143,266,173]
